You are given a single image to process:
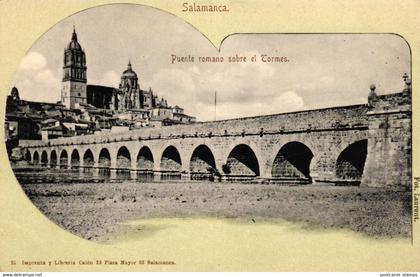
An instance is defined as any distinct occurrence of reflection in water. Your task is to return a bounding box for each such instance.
[82,167,94,179]
[98,168,111,182]
[137,172,154,182]
[13,166,299,184]
[13,166,158,184]
[14,166,312,185]
[116,169,131,181]
[13,166,218,185]
[190,173,215,181]
[160,172,181,181]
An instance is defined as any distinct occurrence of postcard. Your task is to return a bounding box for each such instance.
[0,0,419,272]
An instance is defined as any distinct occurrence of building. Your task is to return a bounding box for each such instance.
[5,27,197,151]
[61,28,169,113]
[86,85,116,109]
[109,62,169,112]
[60,27,194,124]
[61,27,87,109]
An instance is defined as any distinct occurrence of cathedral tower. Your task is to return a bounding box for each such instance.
[115,61,142,111]
[61,27,87,108]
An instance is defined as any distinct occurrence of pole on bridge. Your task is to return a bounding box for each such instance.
[214,90,217,121]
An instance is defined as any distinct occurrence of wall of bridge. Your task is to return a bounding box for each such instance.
[22,104,370,183]
[25,128,368,180]
[20,91,412,189]
[361,90,412,188]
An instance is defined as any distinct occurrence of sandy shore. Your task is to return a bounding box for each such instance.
[21,181,411,241]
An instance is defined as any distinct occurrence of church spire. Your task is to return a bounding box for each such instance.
[72,25,78,42]
[127,59,132,70]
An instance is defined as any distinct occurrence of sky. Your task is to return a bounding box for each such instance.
[11,4,410,122]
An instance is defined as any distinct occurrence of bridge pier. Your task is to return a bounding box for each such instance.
[92,167,100,178]
[220,175,229,182]
[311,171,336,184]
[110,169,117,180]
[255,176,270,184]
[361,88,411,189]
[78,167,85,174]
[181,172,190,181]
[154,171,162,181]
[129,161,138,180]
[130,170,137,180]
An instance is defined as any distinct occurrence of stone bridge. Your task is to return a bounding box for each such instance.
[20,87,412,188]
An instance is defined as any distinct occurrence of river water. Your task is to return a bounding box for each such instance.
[12,166,181,185]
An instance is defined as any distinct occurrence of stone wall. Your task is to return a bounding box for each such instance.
[362,91,411,189]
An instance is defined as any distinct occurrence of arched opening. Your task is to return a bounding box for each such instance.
[33,151,39,165]
[190,145,217,180]
[41,151,48,167]
[137,146,154,171]
[83,149,95,167]
[336,140,368,183]
[116,146,131,169]
[160,146,182,180]
[60,150,68,168]
[98,148,111,179]
[272,141,314,183]
[24,150,31,161]
[161,146,182,172]
[224,144,259,179]
[136,146,154,181]
[71,149,80,167]
[98,148,111,168]
[81,149,94,176]
[50,150,58,167]
[116,146,131,179]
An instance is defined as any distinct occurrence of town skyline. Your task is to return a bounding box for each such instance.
[11,4,410,121]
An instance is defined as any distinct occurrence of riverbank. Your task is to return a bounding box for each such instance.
[20,181,411,241]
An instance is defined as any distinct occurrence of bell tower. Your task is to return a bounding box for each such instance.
[61,26,87,108]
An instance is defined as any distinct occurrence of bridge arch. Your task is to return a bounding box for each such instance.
[335,139,368,182]
[83,149,95,167]
[50,150,58,167]
[116,146,131,169]
[24,150,31,161]
[160,145,182,173]
[33,151,39,165]
[137,146,154,171]
[59,150,68,168]
[70,149,80,167]
[41,150,48,166]
[271,141,314,181]
[224,144,260,177]
[98,148,111,168]
[190,144,216,180]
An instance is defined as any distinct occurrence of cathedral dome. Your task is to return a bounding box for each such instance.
[121,61,138,79]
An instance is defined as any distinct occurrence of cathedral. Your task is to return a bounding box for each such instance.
[5,27,195,146]
[61,27,169,113]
